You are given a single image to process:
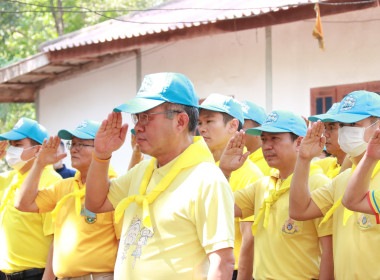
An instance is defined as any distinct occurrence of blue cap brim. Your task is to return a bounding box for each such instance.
[114,98,165,114]
[323,113,371,123]
[308,113,336,122]
[0,130,27,141]
[246,126,290,136]
[58,129,95,140]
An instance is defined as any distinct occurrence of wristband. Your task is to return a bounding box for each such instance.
[92,152,111,163]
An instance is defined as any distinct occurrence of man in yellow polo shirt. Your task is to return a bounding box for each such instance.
[241,100,271,176]
[0,118,62,280]
[85,73,235,280]
[342,128,380,220]
[309,102,349,178]
[289,90,380,279]
[220,110,333,280]
[198,94,263,280]
[15,120,121,280]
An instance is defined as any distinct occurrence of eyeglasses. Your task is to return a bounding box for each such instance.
[131,110,183,126]
[66,141,94,151]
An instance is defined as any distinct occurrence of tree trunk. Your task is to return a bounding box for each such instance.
[50,0,64,36]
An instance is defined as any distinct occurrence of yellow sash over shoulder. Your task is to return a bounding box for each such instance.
[114,137,215,227]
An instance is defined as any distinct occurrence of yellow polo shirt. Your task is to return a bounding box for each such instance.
[314,157,341,179]
[216,158,263,270]
[248,148,272,176]
[235,169,331,280]
[108,142,235,280]
[0,166,61,273]
[35,170,121,278]
[311,167,380,280]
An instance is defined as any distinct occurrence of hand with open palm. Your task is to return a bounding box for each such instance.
[0,141,7,160]
[219,130,250,176]
[366,128,380,160]
[94,112,129,159]
[299,121,326,161]
[36,136,67,166]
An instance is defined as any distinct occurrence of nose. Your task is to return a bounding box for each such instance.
[197,123,206,135]
[262,140,272,151]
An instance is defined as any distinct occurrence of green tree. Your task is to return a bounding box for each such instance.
[0,0,166,67]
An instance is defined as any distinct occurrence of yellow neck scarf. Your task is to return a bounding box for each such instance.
[51,166,117,221]
[0,172,25,214]
[252,164,323,236]
[326,158,341,179]
[114,137,214,228]
[320,161,380,227]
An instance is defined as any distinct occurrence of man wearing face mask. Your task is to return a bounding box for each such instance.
[289,90,380,280]
[0,117,62,280]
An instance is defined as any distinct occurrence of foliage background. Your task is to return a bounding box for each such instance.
[0,0,165,171]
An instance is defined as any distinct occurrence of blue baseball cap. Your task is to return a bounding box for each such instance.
[308,102,340,122]
[323,90,380,123]
[114,72,199,114]
[58,120,101,140]
[0,117,48,144]
[241,100,267,125]
[199,93,244,125]
[246,110,307,137]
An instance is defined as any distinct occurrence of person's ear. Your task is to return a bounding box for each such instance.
[176,112,190,133]
[228,119,239,133]
[295,136,303,151]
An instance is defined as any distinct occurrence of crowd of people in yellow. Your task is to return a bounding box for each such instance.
[0,72,379,280]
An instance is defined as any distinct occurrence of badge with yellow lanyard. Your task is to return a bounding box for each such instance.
[51,166,117,224]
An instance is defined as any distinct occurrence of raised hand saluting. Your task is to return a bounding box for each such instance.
[94,112,129,159]
[366,128,380,160]
[219,130,250,178]
[36,136,67,167]
[0,140,7,160]
[299,121,326,161]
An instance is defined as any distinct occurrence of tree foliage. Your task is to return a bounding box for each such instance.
[0,0,165,171]
[0,0,165,67]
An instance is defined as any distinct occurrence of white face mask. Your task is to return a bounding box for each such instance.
[338,120,379,157]
[6,146,36,171]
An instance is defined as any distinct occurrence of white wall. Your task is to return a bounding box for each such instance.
[38,6,380,173]
[39,56,137,174]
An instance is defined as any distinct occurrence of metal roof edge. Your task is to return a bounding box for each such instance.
[0,52,50,84]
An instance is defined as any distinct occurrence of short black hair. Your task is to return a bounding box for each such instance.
[221,112,243,131]
[289,132,300,142]
[28,138,41,146]
[163,102,199,133]
[370,116,379,124]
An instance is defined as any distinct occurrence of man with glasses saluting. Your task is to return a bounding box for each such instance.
[15,120,121,280]
[85,72,235,280]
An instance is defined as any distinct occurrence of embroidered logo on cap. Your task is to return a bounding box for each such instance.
[76,121,88,130]
[241,102,249,114]
[138,76,154,94]
[341,96,356,111]
[13,119,24,130]
[264,112,279,125]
